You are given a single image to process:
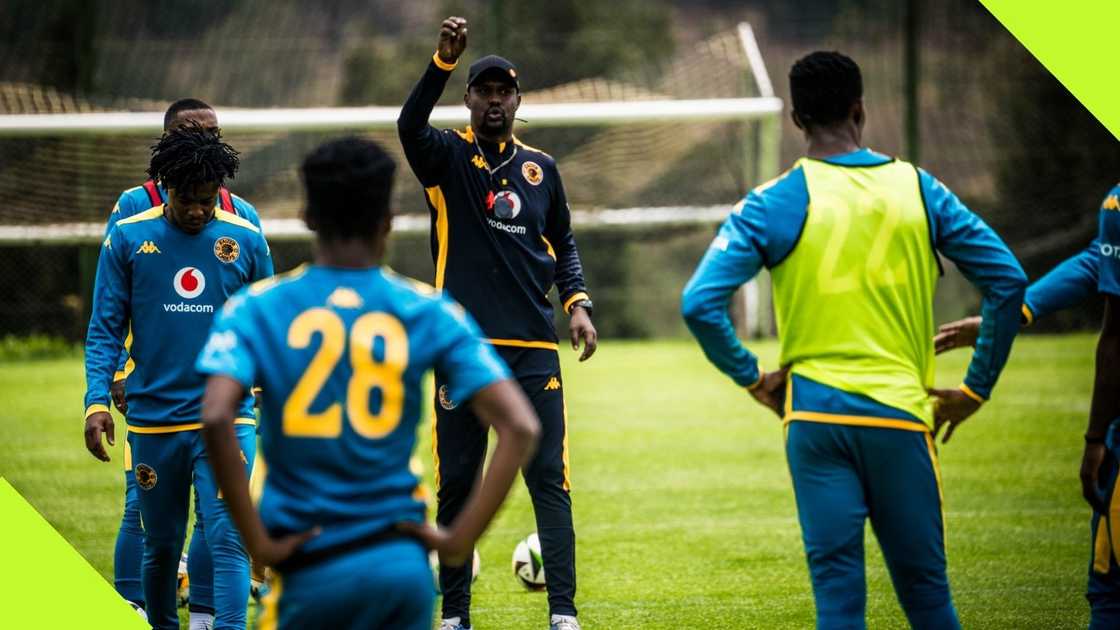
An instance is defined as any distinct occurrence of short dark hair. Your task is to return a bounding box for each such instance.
[301,137,396,241]
[789,51,863,129]
[147,122,239,192]
[164,98,214,130]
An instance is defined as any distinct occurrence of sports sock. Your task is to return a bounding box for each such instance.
[189,611,214,630]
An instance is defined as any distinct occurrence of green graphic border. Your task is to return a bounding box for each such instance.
[981,0,1120,140]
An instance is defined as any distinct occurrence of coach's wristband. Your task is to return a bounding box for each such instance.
[1086,433,1107,445]
[432,51,458,71]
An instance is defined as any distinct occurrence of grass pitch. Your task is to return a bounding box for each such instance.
[0,334,1097,628]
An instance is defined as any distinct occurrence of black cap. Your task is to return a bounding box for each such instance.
[467,55,519,90]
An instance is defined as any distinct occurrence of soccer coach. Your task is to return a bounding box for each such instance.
[397,15,595,630]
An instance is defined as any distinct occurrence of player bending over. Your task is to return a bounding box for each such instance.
[681,51,1027,629]
[197,137,540,630]
[84,124,271,629]
[936,183,1120,627]
[105,97,264,629]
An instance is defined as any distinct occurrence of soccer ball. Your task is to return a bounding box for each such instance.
[429,548,481,591]
[176,552,190,608]
[511,533,546,591]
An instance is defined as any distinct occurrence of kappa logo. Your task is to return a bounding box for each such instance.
[214,237,240,263]
[327,287,364,309]
[103,236,112,250]
[203,330,238,354]
[136,240,161,255]
[544,376,561,391]
[135,463,158,490]
[522,161,543,186]
[173,267,206,299]
[471,155,489,170]
[438,384,458,410]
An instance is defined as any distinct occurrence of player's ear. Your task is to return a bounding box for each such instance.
[851,100,865,130]
[301,206,318,232]
[791,110,805,132]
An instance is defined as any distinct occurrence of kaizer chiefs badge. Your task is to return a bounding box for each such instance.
[135,463,158,490]
[214,237,240,263]
[522,161,543,186]
[438,385,458,410]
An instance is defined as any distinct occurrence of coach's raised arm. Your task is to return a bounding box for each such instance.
[396,16,468,186]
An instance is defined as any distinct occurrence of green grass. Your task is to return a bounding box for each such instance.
[0,334,1098,628]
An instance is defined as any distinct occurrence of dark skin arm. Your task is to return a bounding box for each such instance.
[201,376,318,566]
[402,379,540,566]
[1082,296,1120,513]
[933,315,982,355]
[928,388,982,444]
[84,411,115,462]
[437,16,468,64]
[749,367,789,418]
[569,306,597,361]
[110,379,128,414]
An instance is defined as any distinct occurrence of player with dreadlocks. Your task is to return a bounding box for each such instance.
[83,123,273,629]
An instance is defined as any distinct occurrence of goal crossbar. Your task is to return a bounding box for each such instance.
[0,97,782,136]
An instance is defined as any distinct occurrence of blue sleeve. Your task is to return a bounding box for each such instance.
[680,207,765,387]
[1099,187,1120,296]
[680,168,807,388]
[1023,240,1099,323]
[195,291,257,390]
[104,191,136,238]
[83,229,132,413]
[105,191,137,374]
[433,298,511,404]
[251,232,274,282]
[921,169,1028,399]
[233,196,263,230]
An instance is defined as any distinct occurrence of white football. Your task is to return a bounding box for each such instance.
[511,533,546,591]
[429,548,481,591]
[176,552,190,608]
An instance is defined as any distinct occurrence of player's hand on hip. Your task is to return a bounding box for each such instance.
[1080,442,1109,514]
[569,307,597,361]
[250,527,320,568]
[749,367,788,418]
[438,16,468,64]
[84,411,115,462]
[929,388,982,444]
[933,316,981,355]
[398,521,471,567]
[110,379,128,415]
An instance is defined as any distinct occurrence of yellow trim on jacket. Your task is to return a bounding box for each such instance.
[126,418,256,434]
[783,411,930,433]
[426,186,451,289]
[487,338,559,351]
[958,383,987,404]
[85,404,110,419]
[563,292,590,314]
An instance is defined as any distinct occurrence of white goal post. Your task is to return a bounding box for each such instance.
[0,23,782,336]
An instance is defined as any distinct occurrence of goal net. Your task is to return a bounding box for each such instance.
[0,23,781,341]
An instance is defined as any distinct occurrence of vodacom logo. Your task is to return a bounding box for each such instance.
[173,267,206,299]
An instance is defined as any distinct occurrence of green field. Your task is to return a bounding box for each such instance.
[0,334,1099,629]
